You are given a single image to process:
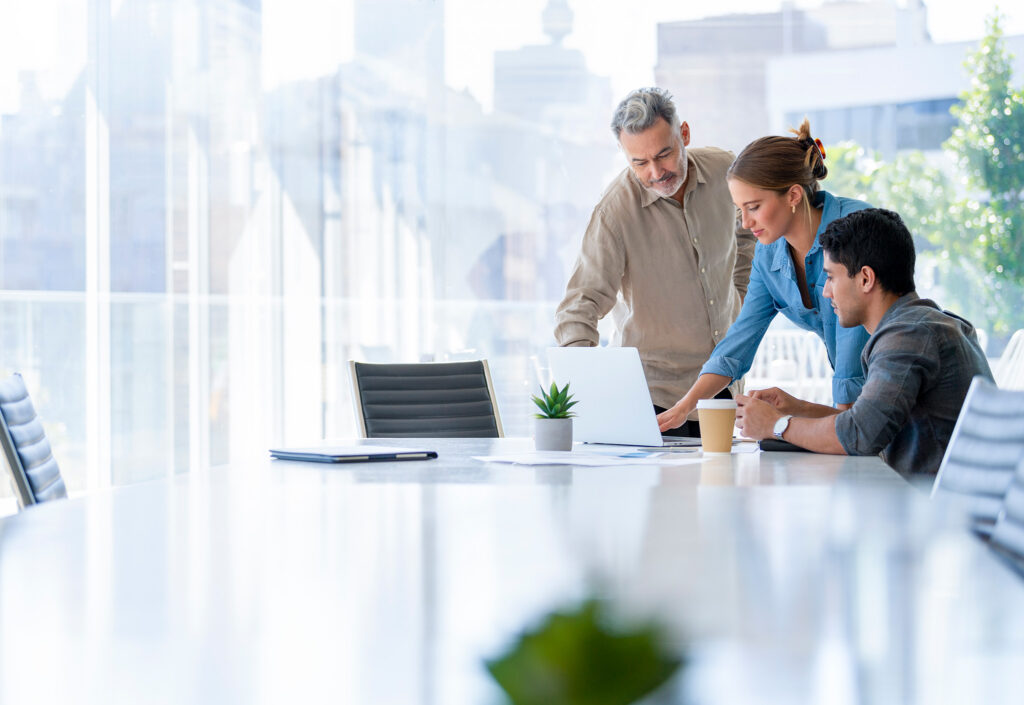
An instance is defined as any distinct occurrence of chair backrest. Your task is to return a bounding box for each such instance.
[975,327,989,358]
[748,329,834,405]
[994,329,1024,390]
[931,376,1024,535]
[349,360,504,438]
[989,456,1024,570]
[748,329,806,381]
[0,373,68,508]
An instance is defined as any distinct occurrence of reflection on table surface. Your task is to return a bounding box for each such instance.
[1,438,1021,704]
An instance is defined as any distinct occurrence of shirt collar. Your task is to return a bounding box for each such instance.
[634,151,704,208]
[769,190,833,272]
[878,291,921,328]
[769,239,790,273]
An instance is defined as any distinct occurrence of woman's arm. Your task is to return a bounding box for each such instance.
[660,257,780,432]
[657,373,732,431]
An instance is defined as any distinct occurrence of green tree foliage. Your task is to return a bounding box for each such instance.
[823,12,1024,339]
[821,142,874,202]
[945,12,1024,284]
[824,144,955,253]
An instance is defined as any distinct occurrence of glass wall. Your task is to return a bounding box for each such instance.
[0,0,623,496]
[1,0,1019,498]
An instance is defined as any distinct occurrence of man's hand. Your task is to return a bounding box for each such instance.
[748,386,801,415]
[657,398,694,432]
[735,393,784,440]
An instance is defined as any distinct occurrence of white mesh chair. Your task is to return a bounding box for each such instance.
[990,456,1024,572]
[993,329,1024,390]
[930,376,1024,535]
[0,373,68,509]
[747,329,833,405]
[747,329,805,389]
[975,328,989,358]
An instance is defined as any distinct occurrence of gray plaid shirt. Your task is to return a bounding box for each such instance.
[834,293,993,477]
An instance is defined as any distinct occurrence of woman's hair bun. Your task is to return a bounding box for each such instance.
[730,118,827,194]
[789,118,827,181]
[790,117,813,143]
[811,158,828,181]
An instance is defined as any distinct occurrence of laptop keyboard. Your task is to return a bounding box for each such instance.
[660,436,703,447]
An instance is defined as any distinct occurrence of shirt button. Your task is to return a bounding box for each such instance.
[693,238,698,244]
[709,299,714,305]
[701,267,706,274]
[714,330,719,336]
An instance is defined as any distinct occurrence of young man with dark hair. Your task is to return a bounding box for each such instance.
[735,208,993,477]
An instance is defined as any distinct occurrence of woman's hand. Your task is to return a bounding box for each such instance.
[658,373,733,432]
[657,398,694,432]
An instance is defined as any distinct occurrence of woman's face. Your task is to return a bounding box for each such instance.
[728,179,798,245]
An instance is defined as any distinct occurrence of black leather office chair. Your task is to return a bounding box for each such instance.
[349,360,504,438]
[990,457,1024,572]
[931,376,1024,536]
[0,373,68,508]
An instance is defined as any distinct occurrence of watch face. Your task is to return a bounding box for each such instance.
[774,415,790,437]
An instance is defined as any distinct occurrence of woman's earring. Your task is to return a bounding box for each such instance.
[791,205,796,214]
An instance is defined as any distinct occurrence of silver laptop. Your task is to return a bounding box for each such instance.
[546,347,700,448]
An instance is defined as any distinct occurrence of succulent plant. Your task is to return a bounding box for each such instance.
[531,381,578,419]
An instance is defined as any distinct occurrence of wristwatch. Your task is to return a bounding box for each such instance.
[773,414,793,440]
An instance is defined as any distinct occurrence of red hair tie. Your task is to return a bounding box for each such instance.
[814,138,826,161]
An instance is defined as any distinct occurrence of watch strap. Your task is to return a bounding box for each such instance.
[773,414,793,440]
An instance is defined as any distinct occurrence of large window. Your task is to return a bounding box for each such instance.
[1,0,1020,497]
[0,0,626,496]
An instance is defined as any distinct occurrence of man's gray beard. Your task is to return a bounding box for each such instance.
[644,148,688,199]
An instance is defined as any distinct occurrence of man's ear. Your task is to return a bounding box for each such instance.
[679,121,691,147]
[859,265,878,293]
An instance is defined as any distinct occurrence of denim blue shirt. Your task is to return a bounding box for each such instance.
[700,191,871,405]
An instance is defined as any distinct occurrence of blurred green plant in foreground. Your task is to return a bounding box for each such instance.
[485,598,684,705]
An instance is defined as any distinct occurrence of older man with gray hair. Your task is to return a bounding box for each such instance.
[555,87,755,437]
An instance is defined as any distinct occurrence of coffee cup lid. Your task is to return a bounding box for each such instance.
[696,398,737,410]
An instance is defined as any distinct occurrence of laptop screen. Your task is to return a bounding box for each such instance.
[546,347,664,446]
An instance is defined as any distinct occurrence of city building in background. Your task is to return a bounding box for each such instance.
[768,32,1024,156]
[656,0,1020,157]
[655,5,830,152]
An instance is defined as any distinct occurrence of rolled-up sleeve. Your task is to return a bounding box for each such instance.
[701,260,778,381]
[834,324,937,455]
[554,209,624,347]
[732,209,756,299]
[831,322,870,404]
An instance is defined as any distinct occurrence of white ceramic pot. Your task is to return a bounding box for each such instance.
[534,417,573,451]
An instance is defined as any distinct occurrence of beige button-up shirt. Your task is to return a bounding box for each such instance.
[554,147,756,409]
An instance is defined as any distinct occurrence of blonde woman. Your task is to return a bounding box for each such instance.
[658,120,872,432]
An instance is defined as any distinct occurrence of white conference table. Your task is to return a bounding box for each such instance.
[1,438,1023,704]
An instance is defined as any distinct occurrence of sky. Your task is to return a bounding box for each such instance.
[1,0,1022,114]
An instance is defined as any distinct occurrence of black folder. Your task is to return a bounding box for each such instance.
[758,438,813,453]
[269,445,438,463]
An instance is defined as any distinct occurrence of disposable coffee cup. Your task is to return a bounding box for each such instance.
[696,399,737,454]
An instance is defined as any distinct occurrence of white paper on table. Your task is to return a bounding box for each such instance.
[473,450,704,467]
